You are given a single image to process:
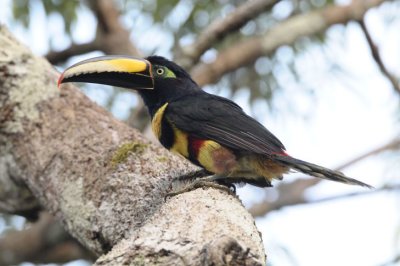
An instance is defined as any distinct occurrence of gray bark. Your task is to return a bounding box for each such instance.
[0,25,265,265]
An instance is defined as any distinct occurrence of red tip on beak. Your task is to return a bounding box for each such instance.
[57,73,64,88]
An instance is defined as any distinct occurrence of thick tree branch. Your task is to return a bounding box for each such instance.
[191,0,388,86]
[358,18,400,95]
[95,189,265,266]
[0,26,265,265]
[179,0,280,68]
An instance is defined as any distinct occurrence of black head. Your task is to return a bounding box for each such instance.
[146,56,195,83]
[141,56,200,113]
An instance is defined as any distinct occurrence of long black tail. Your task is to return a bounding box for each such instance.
[274,155,373,188]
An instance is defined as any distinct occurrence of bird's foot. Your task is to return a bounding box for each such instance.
[174,169,210,181]
[166,175,236,200]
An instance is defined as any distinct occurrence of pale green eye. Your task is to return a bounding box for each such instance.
[156,67,165,75]
[154,66,176,78]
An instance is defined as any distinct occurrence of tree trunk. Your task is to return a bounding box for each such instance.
[0,25,265,265]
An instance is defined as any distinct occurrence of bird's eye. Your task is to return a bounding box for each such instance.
[156,67,165,75]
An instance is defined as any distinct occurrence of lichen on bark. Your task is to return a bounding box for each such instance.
[110,142,149,167]
[0,25,58,133]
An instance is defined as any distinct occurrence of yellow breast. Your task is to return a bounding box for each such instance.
[151,102,169,139]
[170,127,189,158]
[151,102,189,158]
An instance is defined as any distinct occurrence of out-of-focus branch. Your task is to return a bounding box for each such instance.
[46,41,99,65]
[0,155,41,220]
[47,0,141,65]
[89,0,149,131]
[381,253,400,266]
[249,136,400,217]
[249,178,320,217]
[250,183,400,217]
[302,184,400,205]
[191,0,387,86]
[179,0,281,69]
[358,18,400,95]
[126,100,150,132]
[88,0,140,56]
[336,137,400,170]
[0,212,94,265]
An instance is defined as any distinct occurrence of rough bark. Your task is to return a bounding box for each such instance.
[0,25,265,265]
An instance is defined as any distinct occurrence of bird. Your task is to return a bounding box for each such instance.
[58,55,372,192]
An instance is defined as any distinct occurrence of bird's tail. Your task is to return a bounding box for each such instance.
[274,155,373,188]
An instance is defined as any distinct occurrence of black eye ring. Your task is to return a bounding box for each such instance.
[156,67,164,75]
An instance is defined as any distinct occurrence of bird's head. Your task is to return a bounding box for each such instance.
[58,55,199,112]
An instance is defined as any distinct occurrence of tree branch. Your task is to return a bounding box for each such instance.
[248,178,320,217]
[358,18,400,95]
[335,137,400,170]
[191,0,388,86]
[46,41,99,65]
[0,167,41,220]
[125,100,150,132]
[249,136,399,217]
[179,0,281,69]
[250,182,400,217]
[300,184,400,205]
[381,253,400,266]
[0,212,94,265]
[0,26,265,265]
[88,0,141,56]
[45,0,141,65]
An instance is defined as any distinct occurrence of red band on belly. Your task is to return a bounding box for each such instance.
[188,136,205,158]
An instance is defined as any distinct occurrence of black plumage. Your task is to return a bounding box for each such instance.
[59,54,373,189]
[166,93,286,155]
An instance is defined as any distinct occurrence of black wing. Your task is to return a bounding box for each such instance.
[166,93,285,155]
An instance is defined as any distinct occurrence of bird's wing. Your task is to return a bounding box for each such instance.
[166,93,286,155]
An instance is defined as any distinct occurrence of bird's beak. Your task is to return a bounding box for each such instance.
[58,56,154,90]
